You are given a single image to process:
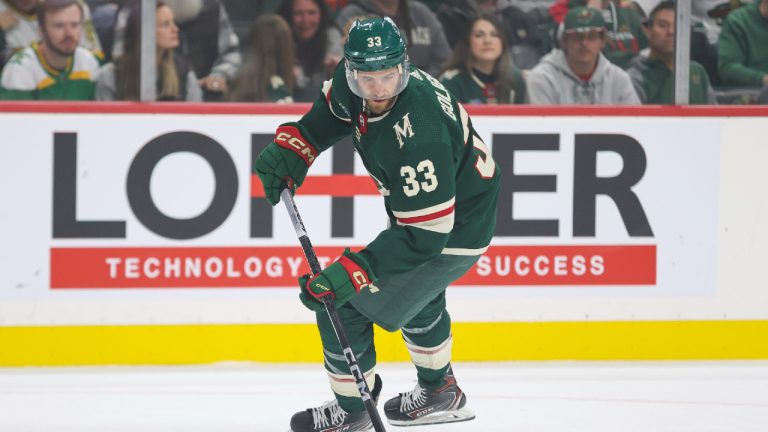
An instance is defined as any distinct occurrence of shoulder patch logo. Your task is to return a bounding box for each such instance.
[393,112,415,149]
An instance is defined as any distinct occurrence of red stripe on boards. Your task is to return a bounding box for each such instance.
[251,174,379,197]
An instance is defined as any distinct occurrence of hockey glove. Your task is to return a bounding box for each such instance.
[253,124,318,205]
[299,249,376,312]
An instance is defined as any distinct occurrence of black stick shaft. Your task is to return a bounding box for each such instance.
[281,190,386,432]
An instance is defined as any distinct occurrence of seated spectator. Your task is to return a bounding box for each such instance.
[527,6,639,104]
[0,0,103,66]
[336,0,451,77]
[550,0,648,70]
[628,1,715,104]
[95,2,201,101]
[173,0,241,100]
[0,0,100,100]
[277,0,342,102]
[718,0,768,88]
[440,14,526,104]
[693,0,754,45]
[476,0,550,70]
[435,0,550,70]
[227,14,294,102]
[634,0,724,85]
[108,0,236,101]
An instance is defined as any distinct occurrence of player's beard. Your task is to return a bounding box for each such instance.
[366,97,395,115]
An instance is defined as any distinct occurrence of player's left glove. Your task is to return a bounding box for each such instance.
[299,248,376,312]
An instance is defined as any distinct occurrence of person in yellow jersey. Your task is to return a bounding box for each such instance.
[0,0,100,100]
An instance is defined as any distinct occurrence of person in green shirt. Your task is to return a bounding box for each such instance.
[0,0,100,100]
[627,0,716,104]
[718,0,768,88]
[440,13,527,104]
[254,17,499,432]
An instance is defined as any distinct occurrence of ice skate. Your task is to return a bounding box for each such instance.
[289,374,382,432]
[383,367,475,426]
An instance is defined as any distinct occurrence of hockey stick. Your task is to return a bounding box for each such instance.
[281,189,387,432]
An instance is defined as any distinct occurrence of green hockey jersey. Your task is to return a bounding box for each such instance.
[0,42,99,100]
[290,63,501,279]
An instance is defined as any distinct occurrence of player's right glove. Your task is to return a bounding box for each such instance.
[298,248,376,312]
[253,124,318,205]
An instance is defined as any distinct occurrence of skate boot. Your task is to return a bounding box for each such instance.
[289,374,382,432]
[383,366,475,426]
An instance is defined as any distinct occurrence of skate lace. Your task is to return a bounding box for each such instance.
[400,383,428,412]
[311,400,347,428]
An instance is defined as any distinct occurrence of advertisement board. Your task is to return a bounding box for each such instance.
[0,106,723,325]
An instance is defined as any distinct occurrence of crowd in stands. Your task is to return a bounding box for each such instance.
[0,0,766,104]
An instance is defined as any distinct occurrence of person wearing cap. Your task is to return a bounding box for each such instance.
[253,16,499,432]
[548,0,647,70]
[526,6,640,104]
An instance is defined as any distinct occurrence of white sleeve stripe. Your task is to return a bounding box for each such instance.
[441,245,490,256]
[391,197,455,219]
[396,212,454,234]
[459,103,470,145]
[322,79,351,123]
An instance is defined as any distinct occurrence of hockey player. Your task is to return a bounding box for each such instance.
[253,17,500,432]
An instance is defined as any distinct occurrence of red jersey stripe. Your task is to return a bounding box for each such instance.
[397,205,455,224]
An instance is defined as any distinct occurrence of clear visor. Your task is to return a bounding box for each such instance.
[345,61,410,100]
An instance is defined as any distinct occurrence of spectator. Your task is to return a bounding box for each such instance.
[95,2,201,101]
[0,0,100,100]
[632,0,725,85]
[476,0,550,70]
[160,0,240,101]
[0,0,102,67]
[718,0,768,88]
[434,0,550,70]
[227,14,294,102]
[693,0,754,45]
[550,0,648,69]
[527,6,640,104]
[336,0,451,77]
[277,0,342,102]
[628,1,715,104]
[440,14,526,104]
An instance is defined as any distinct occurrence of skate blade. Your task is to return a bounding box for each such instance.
[387,406,475,427]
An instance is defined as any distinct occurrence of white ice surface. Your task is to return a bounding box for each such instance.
[1,361,767,432]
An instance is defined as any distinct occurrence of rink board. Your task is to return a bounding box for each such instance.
[1,103,767,365]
